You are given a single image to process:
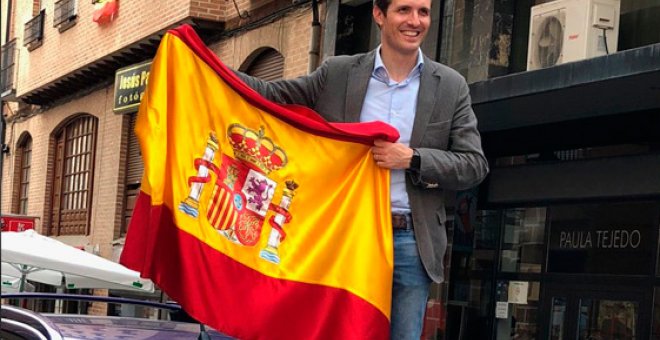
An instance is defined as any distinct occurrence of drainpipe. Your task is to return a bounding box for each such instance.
[439,0,455,65]
[308,0,321,74]
[1,0,14,210]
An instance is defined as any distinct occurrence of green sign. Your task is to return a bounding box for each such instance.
[113,60,152,114]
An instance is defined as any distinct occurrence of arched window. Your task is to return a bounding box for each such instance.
[13,133,32,214]
[48,115,98,236]
[241,47,285,81]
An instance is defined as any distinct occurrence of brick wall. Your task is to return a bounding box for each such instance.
[211,5,313,79]
[190,0,229,21]
[1,85,123,255]
[0,0,322,319]
[12,0,212,96]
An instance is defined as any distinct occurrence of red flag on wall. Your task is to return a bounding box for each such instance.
[92,0,118,24]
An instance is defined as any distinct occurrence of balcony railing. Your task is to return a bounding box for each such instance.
[24,9,45,50]
[1,39,17,97]
[54,0,77,31]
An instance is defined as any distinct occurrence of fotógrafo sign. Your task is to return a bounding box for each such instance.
[113,61,152,114]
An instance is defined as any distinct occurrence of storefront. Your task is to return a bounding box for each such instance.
[445,43,660,340]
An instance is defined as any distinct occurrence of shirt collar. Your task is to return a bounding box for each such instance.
[373,45,424,84]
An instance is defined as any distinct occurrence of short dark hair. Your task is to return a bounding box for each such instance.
[373,0,390,13]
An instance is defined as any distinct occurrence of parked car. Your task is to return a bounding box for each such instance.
[1,293,234,340]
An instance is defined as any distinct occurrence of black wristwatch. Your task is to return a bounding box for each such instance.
[409,149,421,170]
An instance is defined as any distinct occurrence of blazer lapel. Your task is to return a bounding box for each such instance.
[344,51,376,123]
[410,57,442,147]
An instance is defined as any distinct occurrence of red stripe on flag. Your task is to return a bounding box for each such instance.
[121,192,390,340]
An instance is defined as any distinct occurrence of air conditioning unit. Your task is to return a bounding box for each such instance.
[526,0,620,71]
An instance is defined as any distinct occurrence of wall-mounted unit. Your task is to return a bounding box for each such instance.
[527,0,620,71]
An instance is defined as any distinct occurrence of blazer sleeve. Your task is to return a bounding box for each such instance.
[409,79,489,191]
[232,60,328,108]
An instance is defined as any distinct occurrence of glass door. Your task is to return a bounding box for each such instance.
[543,285,646,340]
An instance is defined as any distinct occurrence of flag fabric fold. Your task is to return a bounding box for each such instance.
[120,24,398,340]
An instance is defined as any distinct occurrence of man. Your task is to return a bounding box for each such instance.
[234,0,488,338]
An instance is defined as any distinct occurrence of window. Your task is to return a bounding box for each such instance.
[49,116,97,236]
[653,287,660,339]
[1,39,17,95]
[122,113,143,236]
[24,9,45,50]
[241,48,284,81]
[13,134,32,215]
[54,0,77,31]
[657,224,660,276]
[496,280,541,340]
[500,208,546,273]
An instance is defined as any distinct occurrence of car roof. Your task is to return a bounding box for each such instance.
[43,314,234,340]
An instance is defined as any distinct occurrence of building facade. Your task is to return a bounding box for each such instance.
[1,0,659,339]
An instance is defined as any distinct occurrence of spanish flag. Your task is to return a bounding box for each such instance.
[120,25,398,339]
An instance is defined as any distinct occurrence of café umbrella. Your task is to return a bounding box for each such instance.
[1,230,154,293]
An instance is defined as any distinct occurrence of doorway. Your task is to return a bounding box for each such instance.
[543,284,649,340]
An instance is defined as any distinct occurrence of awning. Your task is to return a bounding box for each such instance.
[470,43,660,156]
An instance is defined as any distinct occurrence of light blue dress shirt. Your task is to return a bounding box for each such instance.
[359,46,424,214]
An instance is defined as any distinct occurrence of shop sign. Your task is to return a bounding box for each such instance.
[547,202,657,275]
[1,215,37,232]
[548,224,652,275]
[113,61,151,114]
[556,229,642,250]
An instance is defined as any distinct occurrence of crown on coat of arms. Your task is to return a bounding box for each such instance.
[227,124,288,174]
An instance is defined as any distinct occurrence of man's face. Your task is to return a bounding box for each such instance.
[373,0,431,57]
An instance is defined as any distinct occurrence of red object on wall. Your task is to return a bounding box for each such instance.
[93,0,119,24]
[1,214,38,232]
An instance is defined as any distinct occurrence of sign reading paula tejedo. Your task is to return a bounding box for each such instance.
[113,60,152,114]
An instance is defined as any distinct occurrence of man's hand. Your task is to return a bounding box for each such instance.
[371,139,414,169]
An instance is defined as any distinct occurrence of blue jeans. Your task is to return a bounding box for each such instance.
[391,230,432,340]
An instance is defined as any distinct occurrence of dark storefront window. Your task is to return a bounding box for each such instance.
[578,299,637,340]
[618,1,660,50]
[496,280,540,340]
[501,208,546,273]
[657,225,660,276]
[454,196,500,272]
[447,208,501,339]
[653,287,660,339]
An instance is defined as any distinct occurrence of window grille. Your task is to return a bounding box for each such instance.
[50,116,98,236]
[0,39,16,94]
[18,137,32,215]
[54,0,77,28]
[24,10,45,48]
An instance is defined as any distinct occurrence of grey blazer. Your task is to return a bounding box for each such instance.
[234,50,489,282]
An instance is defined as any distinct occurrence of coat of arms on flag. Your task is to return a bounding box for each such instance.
[178,124,297,264]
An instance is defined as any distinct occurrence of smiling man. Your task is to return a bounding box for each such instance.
[234,0,488,338]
